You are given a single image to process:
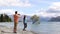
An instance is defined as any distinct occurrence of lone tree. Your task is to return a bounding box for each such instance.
[31,15,39,24]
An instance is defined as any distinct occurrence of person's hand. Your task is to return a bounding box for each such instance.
[18,14,20,15]
[17,14,20,17]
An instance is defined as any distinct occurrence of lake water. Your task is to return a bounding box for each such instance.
[0,22,60,34]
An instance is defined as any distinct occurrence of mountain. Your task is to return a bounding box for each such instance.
[49,16,60,22]
[40,16,51,22]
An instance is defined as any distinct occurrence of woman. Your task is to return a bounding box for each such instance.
[23,15,27,31]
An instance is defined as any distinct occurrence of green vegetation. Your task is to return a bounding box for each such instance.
[0,14,12,22]
[31,15,40,24]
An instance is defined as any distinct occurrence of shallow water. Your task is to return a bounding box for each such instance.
[0,22,60,34]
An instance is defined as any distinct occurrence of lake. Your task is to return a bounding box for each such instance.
[0,22,60,34]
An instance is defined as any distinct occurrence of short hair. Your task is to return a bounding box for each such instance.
[15,11,17,14]
[24,15,26,17]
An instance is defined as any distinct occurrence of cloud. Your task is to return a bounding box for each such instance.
[33,2,60,17]
[0,0,32,7]
[39,11,60,17]
[25,1,60,16]
[0,9,33,16]
[46,8,60,13]
[0,9,15,15]
[34,10,59,18]
[34,7,60,17]
[49,2,60,10]
[0,9,26,15]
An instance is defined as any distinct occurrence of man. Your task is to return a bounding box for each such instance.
[23,15,27,31]
[13,11,20,33]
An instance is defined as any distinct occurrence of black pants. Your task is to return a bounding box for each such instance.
[23,23,27,28]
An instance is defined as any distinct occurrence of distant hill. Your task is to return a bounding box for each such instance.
[40,16,50,22]
[49,16,60,22]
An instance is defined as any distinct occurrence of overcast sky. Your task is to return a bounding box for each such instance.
[0,0,60,17]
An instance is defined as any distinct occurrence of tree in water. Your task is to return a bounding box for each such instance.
[31,15,40,24]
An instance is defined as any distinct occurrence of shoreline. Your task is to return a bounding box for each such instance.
[0,25,37,34]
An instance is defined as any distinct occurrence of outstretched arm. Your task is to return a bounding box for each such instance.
[18,14,20,18]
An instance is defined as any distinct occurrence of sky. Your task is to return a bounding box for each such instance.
[0,0,60,17]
